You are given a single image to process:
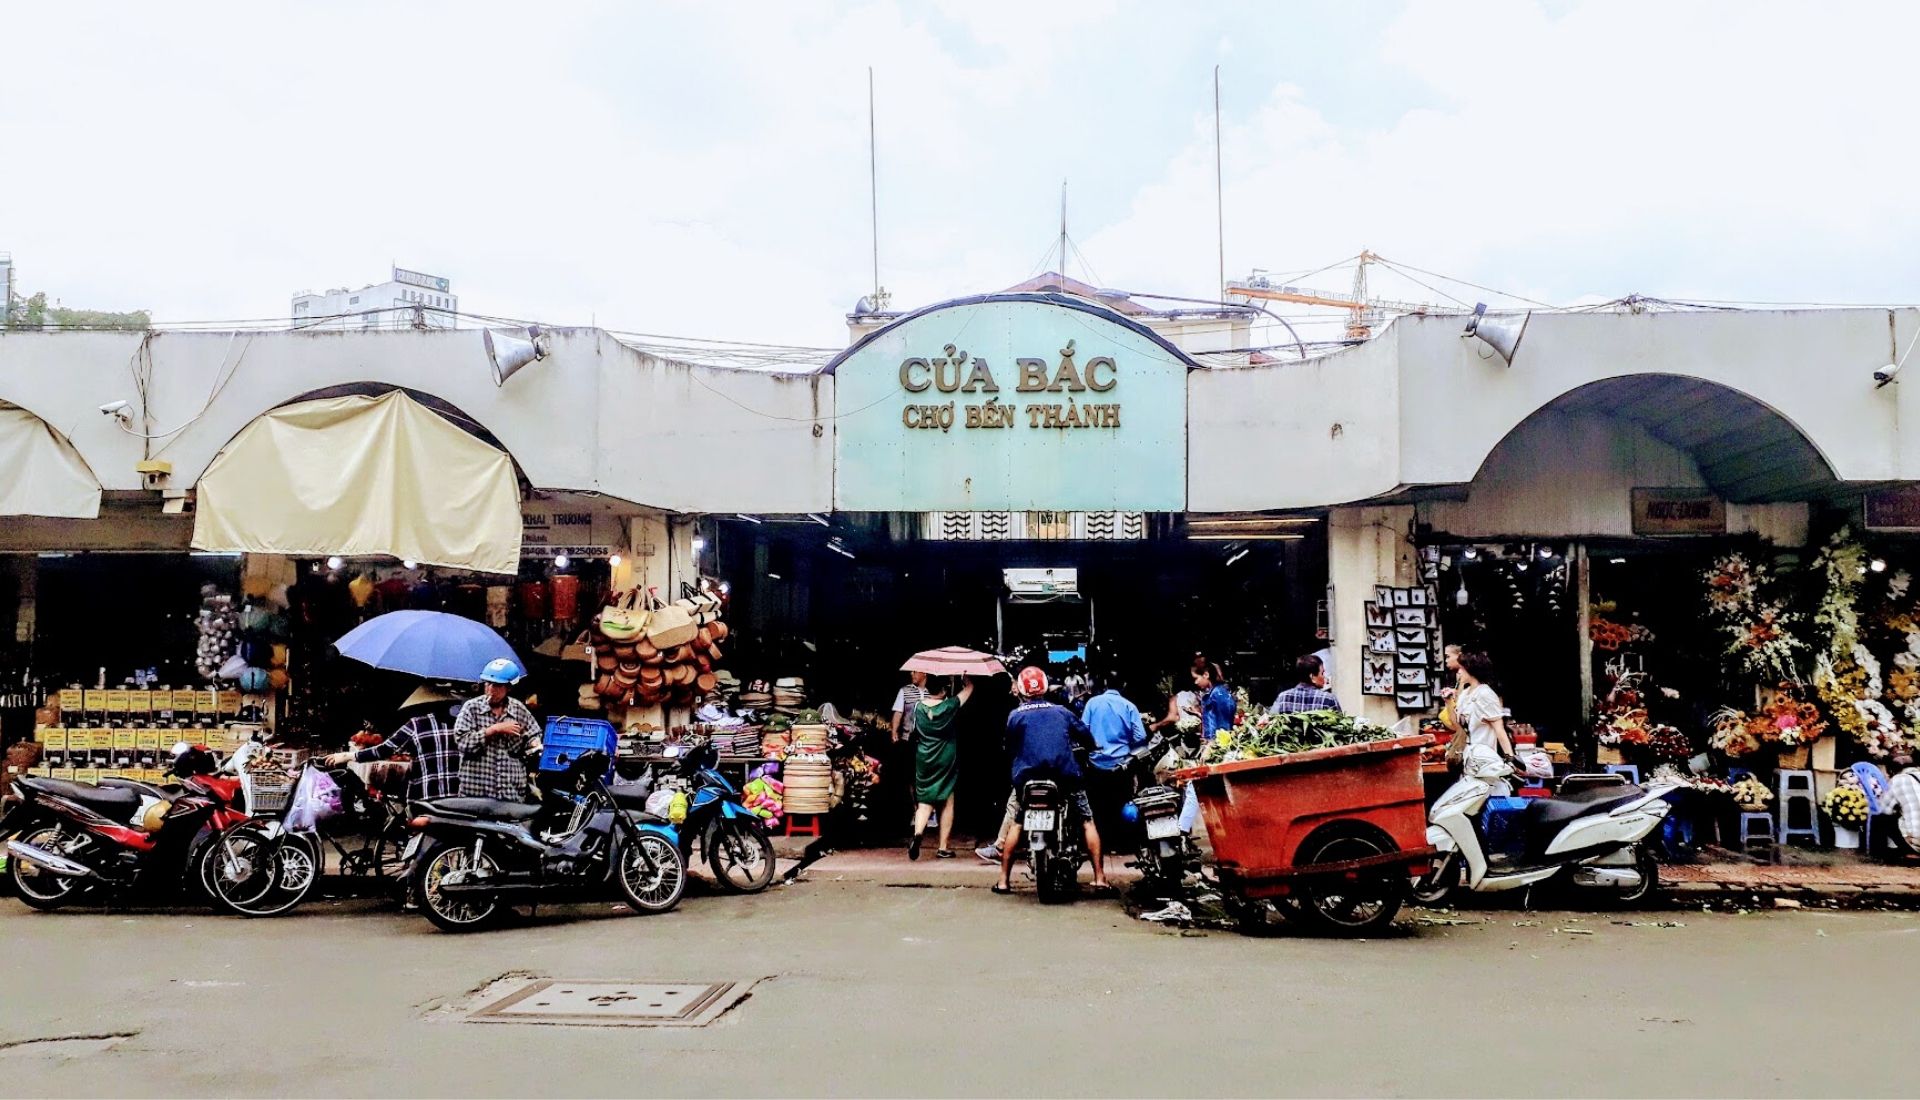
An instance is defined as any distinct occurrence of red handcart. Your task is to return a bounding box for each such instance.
[1175,734,1433,935]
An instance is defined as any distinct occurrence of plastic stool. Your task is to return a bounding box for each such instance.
[1740,812,1777,860]
[783,813,822,839]
[1605,764,1641,785]
[1777,770,1820,846]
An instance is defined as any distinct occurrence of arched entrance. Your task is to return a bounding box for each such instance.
[1418,375,1839,753]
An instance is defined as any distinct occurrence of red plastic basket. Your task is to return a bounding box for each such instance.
[1176,734,1429,893]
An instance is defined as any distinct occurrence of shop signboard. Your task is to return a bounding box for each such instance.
[1630,488,1726,536]
[831,295,1190,512]
[1866,486,1920,531]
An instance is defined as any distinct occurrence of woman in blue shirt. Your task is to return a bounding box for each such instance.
[1194,662,1236,739]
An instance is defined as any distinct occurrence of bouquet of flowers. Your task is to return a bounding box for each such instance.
[1688,775,1737,800]
[1758,682,1827,747]
[1593,677,1653,747]
[1731,773,1773,812]
[1704,554,1764,616]
[1821,782,1870,828]
[1646,724,1694,764]
[1707,707,1763,758]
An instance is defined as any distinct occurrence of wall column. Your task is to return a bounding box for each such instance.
[1328,504,1417,727]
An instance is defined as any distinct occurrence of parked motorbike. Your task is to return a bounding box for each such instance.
[197,759,338,918]
[2,745,247,911]
[1123,734,1198,890]
[1020,775,1088,904]
[1412,751,1679,907]
[405,750,687,932]
[657,737,776,893]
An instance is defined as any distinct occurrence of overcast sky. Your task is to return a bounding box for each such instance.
[7,1,1920,348]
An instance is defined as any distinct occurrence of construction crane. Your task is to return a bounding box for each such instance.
[1226,251,1460,341]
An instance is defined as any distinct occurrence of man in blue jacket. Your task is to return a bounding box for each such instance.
[994,667,1107,895]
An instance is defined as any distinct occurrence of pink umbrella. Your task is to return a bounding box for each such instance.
[901,646,1007,677]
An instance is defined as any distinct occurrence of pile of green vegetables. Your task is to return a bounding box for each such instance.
[1201,695,1399,763]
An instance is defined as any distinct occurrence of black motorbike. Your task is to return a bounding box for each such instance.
[1124,734,1198,891]
[405,750,687,932]
[1019,775,1088,904]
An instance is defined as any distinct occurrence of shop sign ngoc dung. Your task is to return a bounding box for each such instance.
[1630,488,1726,535]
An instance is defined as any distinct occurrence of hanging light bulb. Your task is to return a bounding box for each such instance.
[609,553,623,567]
[1872,558,1888,573]
[553,554,570,570]
[1455,576,1470,607]
[1462,547,1480,560]
[325,555,344,571]
[402,559,417,570]
[692,536,707,553]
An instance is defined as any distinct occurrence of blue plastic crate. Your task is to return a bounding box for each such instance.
[1480,796,1531,860]
[541,716,619,783]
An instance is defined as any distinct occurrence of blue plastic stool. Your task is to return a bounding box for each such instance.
[1740,812,1777,860]
[1777,769,1820,847]
[1605,764,1641,785]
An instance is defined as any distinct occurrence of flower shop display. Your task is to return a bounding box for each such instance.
[1702,553,1807,683]
[1821,780,1870,848]
[1593,677,1652,751]
[1645,724,1694,765]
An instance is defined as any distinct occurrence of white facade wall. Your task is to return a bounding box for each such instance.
[292,278,459,330]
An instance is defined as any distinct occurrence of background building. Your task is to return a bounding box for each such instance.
[292,267,458,330]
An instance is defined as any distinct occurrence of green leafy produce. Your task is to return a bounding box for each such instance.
[1201,695,1398,763]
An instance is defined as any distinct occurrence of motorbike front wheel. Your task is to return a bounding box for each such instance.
[205,827,320,918]
[618,832,687,913]
[10,825,84,911]
[413,842,502,932]
[706,819,776,894]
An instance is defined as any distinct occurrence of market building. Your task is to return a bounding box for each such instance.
[4,284,1920,842]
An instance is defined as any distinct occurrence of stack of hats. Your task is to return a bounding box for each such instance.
[712,669,741,701]
[737,680,774,710]
[781,753,833,815]
[789,724,831,754]
[772,677,807,710]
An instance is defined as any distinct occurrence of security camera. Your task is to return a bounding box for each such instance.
[1875,362,1902,388]
[98,399,131,420]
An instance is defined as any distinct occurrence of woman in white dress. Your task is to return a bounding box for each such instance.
[1455,650,1515,795]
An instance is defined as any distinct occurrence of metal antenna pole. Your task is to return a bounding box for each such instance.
[1059,180,1069,279]
[1214,65,1225,300]
[868,67,880,297]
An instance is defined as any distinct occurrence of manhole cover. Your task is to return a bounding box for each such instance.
[467,980,745,1028]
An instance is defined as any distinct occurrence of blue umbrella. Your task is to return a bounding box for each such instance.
[333,610,522,682]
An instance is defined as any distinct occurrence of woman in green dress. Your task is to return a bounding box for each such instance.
[910,675,974,860]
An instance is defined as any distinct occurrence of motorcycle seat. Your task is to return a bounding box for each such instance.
[101,777,185,798]
[1522,785,1646,831]
[19,776,142,814]
[422,797,544,821]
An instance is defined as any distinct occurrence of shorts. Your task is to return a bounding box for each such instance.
[1004,787,1094,824]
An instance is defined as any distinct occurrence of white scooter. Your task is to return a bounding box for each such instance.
[1412,748,1679,907]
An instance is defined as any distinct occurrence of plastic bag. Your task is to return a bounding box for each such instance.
[286,766,343,831]
[644,788,676,819]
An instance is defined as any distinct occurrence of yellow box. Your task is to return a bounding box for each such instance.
[90,729,116,752]
[44,728,69,752]
[128,689,153,716]
[105,689,129,713]
[59,687,85,712]
[174,689,200,715]
[217,690,241,716]
[98,769,122,781]
[200,689,220,715]
[53,768,76,782]
[136,728,161,752]
[81,689,103,713]
[112,729,138,752]
[73,768,100,784]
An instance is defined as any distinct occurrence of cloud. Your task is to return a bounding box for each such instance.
[4,1,1918,351]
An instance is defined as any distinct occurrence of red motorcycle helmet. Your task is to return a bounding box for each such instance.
[1016,666,1049,700]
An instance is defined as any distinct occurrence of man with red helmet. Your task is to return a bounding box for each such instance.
[993,666,1107,895]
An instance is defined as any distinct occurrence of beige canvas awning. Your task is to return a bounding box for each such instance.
[191,390,522,573]
[0,403,102,518]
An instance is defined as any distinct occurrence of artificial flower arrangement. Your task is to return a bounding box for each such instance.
[1759,681,1826,747]
[1707,706,1764,758]
[1704,554,1764,615]
[1589,617,1634,652]
[1593,679,1652,747]
[1687,775,1737,800]
[1821,781,1870,828]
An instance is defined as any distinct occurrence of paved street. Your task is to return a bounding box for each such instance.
[0,879,1910,1098]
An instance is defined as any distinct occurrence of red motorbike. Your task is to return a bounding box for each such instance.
[2,745,249,911]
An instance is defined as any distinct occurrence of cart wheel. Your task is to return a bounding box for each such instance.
[1296,830,1405,936]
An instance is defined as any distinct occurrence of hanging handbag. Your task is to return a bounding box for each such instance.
[597,590,650,643]
[550,574,582,622]
[644,588,699,649]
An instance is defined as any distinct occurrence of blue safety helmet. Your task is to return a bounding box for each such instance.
[480,657,525,685]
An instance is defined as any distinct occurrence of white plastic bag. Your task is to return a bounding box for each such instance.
[286,766,343,831]
[644,788,676,819]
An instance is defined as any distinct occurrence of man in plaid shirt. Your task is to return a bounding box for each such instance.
[325,687,462,804]
[453,659,542,802]
[1270,653,1344,714]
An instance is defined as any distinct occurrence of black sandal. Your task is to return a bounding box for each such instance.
[908,835,922,861]
[935,849,956,859]
[991,883,1013,895]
